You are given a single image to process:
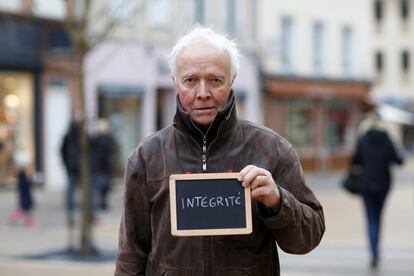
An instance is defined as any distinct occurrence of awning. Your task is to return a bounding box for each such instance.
[98,83,144,98]
[377,104,414,125]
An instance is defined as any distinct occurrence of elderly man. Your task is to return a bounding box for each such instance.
[115,27,325,276]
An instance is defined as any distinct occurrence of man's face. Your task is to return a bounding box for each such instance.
[173,41,234,126]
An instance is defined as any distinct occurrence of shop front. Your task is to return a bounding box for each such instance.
[264,75,370,171]
[0,72,35,185]
[0,14,73,188]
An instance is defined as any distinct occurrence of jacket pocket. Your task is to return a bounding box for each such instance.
[161,268,192,276]
[215,268,253,276]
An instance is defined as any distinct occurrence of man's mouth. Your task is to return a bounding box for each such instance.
[194,107,214,111]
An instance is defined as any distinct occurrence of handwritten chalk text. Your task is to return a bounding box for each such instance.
[180,193,242,210]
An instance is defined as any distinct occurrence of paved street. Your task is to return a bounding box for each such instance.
[1,160,414,276]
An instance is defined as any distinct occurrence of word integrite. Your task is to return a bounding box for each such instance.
[180,192,242,210]
[169,173,252,236]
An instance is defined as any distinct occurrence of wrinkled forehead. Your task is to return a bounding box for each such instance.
[176,39,231,71]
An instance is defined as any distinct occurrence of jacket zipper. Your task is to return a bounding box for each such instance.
[189,104,234,173]
[189,106,234,275]
[202,137,207,172]
[190,120,213,173]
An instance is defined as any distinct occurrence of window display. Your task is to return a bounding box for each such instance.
[0,73,34,186]
[286,99,316,152]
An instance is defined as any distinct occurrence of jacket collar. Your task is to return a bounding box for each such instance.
[173,91,238,147]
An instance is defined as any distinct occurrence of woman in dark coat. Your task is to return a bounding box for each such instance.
[352,125,403,268]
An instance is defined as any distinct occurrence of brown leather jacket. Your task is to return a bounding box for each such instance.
[115,94,325,276]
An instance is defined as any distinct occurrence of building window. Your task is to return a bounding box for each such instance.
[280,16,293,71]
[374,0,383,23]
[226,0,236,35]
[194,0,205,24]
[401,0,410,21]
[341,26,353,77]
[312,21,324,74]
[401,50,410,73]
[146,0,171,28]
[375,51,384,73]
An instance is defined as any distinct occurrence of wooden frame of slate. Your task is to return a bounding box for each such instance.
[169,173,252,236]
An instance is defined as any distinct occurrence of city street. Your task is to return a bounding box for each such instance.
[1,161,414,276]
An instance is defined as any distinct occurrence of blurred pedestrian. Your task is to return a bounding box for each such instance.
[90,118,117,212]
[9,148,34,227]
[60,120,81,227]
[352,111,404,269]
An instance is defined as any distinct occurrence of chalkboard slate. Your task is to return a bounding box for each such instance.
[169,173,252,236]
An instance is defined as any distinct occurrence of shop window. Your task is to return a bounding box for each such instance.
[323,101,352,152]
[285,99,316,151]
[0,73,34,185]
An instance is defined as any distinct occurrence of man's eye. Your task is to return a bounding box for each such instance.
[184,78,194,83]
[210,78,223,85]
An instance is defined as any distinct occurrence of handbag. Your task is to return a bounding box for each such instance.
[342,168,360,195]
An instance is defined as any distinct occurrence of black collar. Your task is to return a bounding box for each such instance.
[173,91,238,148]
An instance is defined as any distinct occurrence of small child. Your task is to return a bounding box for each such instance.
[9,149,34,227]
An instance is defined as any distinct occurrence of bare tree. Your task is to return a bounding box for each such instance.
[63,0,142,256]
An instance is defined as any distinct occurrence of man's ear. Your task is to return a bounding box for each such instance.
[231,74,237,86]
[172,76,178,91]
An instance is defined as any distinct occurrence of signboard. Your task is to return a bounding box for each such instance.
[169,173,252,236]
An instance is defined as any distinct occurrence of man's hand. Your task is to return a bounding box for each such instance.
[238,165,281,209]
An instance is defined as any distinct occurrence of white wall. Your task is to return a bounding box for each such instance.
[32,0,66,19]
[371,0,414,102]
[85,41,160,139]
[0,0,20,12]
[257,0,372,80]
[44,79,71,190]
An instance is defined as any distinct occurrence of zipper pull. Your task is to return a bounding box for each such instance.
[202,137,207,172]
[202,154,207,172]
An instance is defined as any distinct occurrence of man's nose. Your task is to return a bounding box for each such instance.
[196,80,211,98]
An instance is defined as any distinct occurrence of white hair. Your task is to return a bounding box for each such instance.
[168,26,240,78]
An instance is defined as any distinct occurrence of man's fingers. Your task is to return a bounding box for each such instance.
[241,167,262,187]
[250,175,268,190]
[238,165,255,181]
